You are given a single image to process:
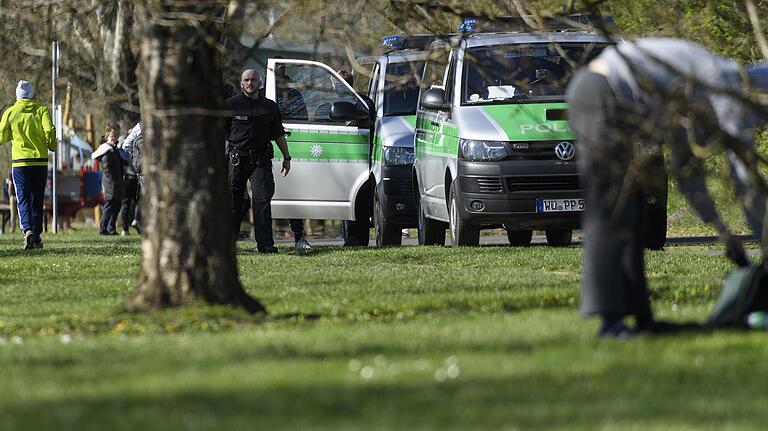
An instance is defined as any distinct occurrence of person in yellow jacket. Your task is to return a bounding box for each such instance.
[0,80,56,249]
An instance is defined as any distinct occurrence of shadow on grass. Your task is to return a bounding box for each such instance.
[3,364,767,430]
[0,238,139,258]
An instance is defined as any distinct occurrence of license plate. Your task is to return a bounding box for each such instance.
[536,198,584,213]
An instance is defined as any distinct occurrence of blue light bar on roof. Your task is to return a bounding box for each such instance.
[458,17,477,33]
[381,35,437,50]
[382,36,406,49]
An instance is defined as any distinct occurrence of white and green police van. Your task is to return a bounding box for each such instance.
[359,37,430,246]
[263,36,430,246]
[413,16,667,248]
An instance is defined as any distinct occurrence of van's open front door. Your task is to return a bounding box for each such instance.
[265,59,371,220]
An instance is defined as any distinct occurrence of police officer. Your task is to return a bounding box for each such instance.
[226,69,291,253]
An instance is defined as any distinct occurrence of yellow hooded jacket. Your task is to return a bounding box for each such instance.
[0,99,56,167]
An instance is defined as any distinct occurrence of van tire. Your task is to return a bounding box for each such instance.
[341,217,369,247]
[643,202,667,250]
[374,191,401,247]
[417,198,445,246]
[343,220,369,246]
[449,184,479,247]
[546,229,572,247]
[506,229,532,246]
[642,185,668,250]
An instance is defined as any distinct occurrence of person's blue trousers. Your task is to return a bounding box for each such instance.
[12,166,48,236]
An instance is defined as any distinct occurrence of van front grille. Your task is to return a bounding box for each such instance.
[476,176,503,193]
[505,175,580,192]
[460,176,503,193]
[507,141,576,161]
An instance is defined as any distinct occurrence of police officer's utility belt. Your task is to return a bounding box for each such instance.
[228,149,269,167]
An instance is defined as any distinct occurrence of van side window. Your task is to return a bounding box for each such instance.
[275,63,363,123]
[354,62,374,96]
[421,45,451,91]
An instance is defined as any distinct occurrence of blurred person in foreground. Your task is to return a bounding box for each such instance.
[0,80,56,249]
[566,38,768,338]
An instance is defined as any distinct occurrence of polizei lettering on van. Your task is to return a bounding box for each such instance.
[520,123,570,134]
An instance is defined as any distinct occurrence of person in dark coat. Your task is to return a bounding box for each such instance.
[93,123,124,236]
[566,38,767,338]
[119,122,142,235]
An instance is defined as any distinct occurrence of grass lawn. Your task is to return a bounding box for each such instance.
[1,229,767,430]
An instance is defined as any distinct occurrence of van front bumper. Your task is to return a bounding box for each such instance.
[455,159,582,230]
[378,165,417,226]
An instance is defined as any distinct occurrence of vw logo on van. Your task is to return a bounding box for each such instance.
[554,141,575,161]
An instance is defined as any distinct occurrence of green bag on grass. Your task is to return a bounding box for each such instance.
[705,265,768,328]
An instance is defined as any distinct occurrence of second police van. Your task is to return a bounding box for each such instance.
[263,36,430,247]
[413,16,668,248]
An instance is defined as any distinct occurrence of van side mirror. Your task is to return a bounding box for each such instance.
[330,101,369,121]
[420,87,450,111]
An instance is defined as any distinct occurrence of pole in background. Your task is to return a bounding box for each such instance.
[51,41,59,233]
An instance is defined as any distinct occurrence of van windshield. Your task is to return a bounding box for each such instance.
[462,42,605,105]
[383,60,426,116]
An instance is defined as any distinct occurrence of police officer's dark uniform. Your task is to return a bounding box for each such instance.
[225,91,287,252]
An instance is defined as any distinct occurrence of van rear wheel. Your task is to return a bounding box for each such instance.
[449,184,479,247]
[417,198,445,246]
[506,229,532,246]
[546,229,572,247]
[374,192,402,247]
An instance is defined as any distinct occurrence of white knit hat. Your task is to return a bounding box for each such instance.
[16,80,33,100]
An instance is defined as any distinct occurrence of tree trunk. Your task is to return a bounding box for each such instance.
[129,1,265,313]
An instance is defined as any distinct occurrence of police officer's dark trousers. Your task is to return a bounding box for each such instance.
[229,152,275,250]
[566,69,653,324]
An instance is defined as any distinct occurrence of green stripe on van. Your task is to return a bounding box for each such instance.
[273,141,368,161]
[481,102,573,141]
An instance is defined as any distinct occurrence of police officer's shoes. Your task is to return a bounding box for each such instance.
[258,246,279,254]
[295,236,312,252]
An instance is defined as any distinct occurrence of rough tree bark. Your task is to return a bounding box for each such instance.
[129,1,265,313]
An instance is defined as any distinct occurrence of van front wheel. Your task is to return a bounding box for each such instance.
[449,185,479,247]
[374,192,402,247]
[506,229,532,246]
[545,229,572,247]
[342,219,370,247]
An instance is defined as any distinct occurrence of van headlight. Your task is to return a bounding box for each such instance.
[459,139,509,161]
[383,146,415,166]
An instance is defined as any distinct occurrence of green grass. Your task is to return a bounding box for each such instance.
[1,231,767,430]
[667,176,754,237]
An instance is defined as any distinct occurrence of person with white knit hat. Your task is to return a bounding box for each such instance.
[0,80,56,249]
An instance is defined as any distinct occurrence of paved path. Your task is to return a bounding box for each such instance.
[270,233,761,256]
